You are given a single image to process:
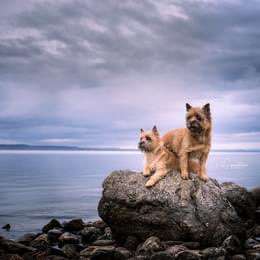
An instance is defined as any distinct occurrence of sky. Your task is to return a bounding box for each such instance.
[0,0,260,149]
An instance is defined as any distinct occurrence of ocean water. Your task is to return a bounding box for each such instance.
[0,150,259,239]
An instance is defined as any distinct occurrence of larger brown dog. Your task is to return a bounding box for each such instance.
[162,103,212,181]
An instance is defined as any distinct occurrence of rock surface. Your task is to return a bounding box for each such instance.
[98,170,246,246]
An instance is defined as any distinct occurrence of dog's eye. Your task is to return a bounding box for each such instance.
[196,115,202,121]
[146,136,152,141]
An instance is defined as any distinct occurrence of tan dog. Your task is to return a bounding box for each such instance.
[162,103,212,181]
[138,126,200,187]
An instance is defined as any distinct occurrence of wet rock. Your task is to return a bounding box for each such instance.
[175,250,201,259]
[0,239,36,255]
[42,219,62,233]
[47,246,66,257]
[150,251,173,260]
[62,244,79,258]
[30,234,49,251]
[0,254,23,260]
[123,236,140,251]
[16,233,37,246]
[114,247,132,259]
[166,245,188,257]
[58,232,79,247]
[137,236,164,256]
[245,238,259,249]
[231,254,247,260]
[251,187,260,206]
[99,171,245,246]
[222,235,241,254]
[47,229,63,244]
[92,220,107,230]
[90,247,115,260]
[256,208,260,224]
[92,239,115,246]
[2,224,11,231]
[255,226,260,237]
[80,227,102,244]
[80,245,115,259]
[246,249,260,260]
[221,182,256,227]
[63,218,85,232]
[98,227,112,240]
[200,247,226,258]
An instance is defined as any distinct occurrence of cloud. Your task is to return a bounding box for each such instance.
[0,0,259,148]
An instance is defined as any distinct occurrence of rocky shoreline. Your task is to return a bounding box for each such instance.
[0,171,260,259]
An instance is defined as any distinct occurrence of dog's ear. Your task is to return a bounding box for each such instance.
[140,128,144,133]
[152,125,159,136]
[203,103,211,119]
[186,103,192,111]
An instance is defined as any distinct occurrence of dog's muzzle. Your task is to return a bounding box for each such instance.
[187,121,203,133]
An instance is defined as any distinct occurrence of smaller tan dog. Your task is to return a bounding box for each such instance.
[138,126,177,187]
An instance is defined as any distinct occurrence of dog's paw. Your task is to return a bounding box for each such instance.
[199,174,209,182]
[145,180,155,188]
[143,171,151,177]
[181,173,189,180]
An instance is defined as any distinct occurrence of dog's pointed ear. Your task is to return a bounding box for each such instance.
[203,103,211,119]
[152,125,159,136]
[140,128,144,133]
[186,103,192,111]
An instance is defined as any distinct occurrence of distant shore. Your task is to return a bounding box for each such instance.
[0,144,259,153]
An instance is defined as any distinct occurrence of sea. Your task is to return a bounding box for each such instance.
[0,150,259,239]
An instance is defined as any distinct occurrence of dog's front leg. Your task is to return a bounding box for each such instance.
[179,152,189,180]
[199,152,209,181]
[145,167,168,187]
[143,164,152,176]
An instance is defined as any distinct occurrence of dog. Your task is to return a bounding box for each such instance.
[138,126,177,187]
[162,103,212,181]
[138,126,201,187]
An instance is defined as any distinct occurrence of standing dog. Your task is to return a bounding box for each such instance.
[138,126,200,187]
[162,103,212,181]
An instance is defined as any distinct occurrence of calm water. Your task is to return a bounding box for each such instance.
[0,151,259,239]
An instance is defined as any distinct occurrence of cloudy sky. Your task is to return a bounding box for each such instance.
[0,0,260,149]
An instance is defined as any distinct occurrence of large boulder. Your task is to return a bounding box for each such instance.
[98,170,246,247]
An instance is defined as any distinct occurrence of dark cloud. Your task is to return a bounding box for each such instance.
[0,0,259,148]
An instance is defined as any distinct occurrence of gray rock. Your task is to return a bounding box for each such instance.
[176,250,201,260]
[123,235,140,251]
[221,182,256,226]
[92,239,115,246]
[255,226,260,237]
[251,187,260,206]
[47,229,63,244]
[0,254,23,260]
[42,219,62,233]
[200,247,226,258]
[245,238,259,249]
[58,232,79,247]
[16,233,37,246]
[222,235,241,254]
[166,245,188,257]
[246,249,260,260]
[30,234,49,251]
[80,227,102,244]
[151,251,173,260]
[114,247,132,259]
[98,170,245,246]
[63,218,85,232]
[62,244,79,258]
[231,254,247,260]
[137,236,164,256]
[0,239,36,254]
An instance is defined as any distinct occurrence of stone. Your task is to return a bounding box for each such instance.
[231,254,247,260]
[92,240,115,246]
[30,234,49,251]
[256,208,260,224]
[80,245,115,259]
[137,236,164,256]
[80,227,102,244]
[251,187,260,206]
[99,170,245,246]
[2,224,11,231]
[0,239,36,255]
[255,226,260,237]
[62,244,79,258]
[151,251,173,260]
[221,182,256,226]
[222,235,241,254]
[166,245,188,257]
[0,254,23,260]
[42,219,62,233]
[63,218,85,232]
[200,247,226,258]
[97,227,112,240]
[175,250,201,259]
[16,233,37,246]
[246,249,260,260]
[47,229,63,244]
[123,236,140,251]
[114,247,132,259]
[58,232,79,247]
[245,238,259,249]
